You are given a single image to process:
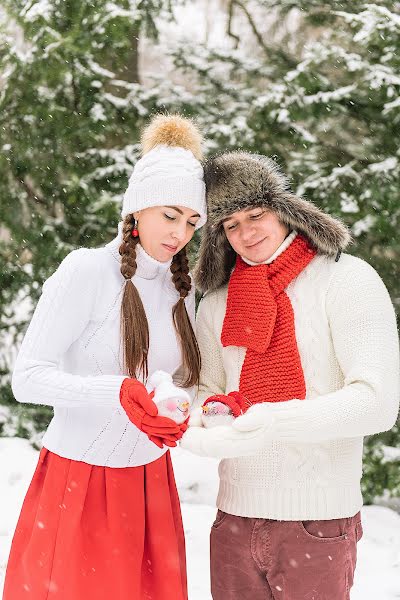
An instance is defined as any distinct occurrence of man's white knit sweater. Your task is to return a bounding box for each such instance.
[194,246,399,521]
[12,226,195,468]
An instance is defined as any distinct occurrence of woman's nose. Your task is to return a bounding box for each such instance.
[172,224,187,242]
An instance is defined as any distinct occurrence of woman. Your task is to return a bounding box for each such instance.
[3,114,207,600]
[182,151,399,599]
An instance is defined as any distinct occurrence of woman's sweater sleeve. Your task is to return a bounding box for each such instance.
[12,249,126,408]
[194,291,226,409]
[272,258,400,442]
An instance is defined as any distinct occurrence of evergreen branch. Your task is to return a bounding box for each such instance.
[227,0,241,48]
[71,63,80,115]
[235,0,269,53]
[18,176,46,208]
[227,0,297,69]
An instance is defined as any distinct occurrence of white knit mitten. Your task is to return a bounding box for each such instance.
[188,406,204,427]
[257,399,324,442]
[232,402,276,432]
[149,370,191,424]
[180,424,268,459]
[233,399,324,443]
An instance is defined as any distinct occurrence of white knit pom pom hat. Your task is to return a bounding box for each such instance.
[122,114,207,228]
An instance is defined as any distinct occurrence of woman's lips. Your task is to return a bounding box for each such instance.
[162,243,178,253]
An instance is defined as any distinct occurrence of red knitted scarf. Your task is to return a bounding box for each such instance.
[221,235,316,405]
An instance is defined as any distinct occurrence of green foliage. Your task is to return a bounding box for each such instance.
[1,0,399,503]
[362,429,400,505]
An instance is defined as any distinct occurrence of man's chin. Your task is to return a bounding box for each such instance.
[242,249,272,264]
[242,240,280,264]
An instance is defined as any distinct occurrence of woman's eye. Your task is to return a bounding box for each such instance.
[188,221,197,228]
[164,213,176,221]
[250,212,264,220]
[227,223,237,231]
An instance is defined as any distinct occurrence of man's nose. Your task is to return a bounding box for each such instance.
[240,223,257,243]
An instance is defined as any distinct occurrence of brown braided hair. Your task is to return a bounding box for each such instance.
[119,215,149,380]
[119,215,201,387]
[170,247,201,388]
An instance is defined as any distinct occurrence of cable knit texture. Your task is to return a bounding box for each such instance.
[12,226,195,468]
[221,235,316,404]
[195,253,399,520]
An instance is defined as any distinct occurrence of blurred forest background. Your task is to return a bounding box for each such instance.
[0,0,399,506]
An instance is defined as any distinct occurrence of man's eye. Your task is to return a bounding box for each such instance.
[164,213,175,221]
[250,213,264,219]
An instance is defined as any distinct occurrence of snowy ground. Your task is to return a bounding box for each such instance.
[1,438,400,599]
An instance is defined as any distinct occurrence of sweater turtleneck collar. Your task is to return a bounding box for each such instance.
[241,230,298,266]
[105,222,172,281]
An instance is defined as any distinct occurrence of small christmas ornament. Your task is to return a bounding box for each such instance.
[132,218,139,237]
[201,391,248,428]
[149,370,191,424]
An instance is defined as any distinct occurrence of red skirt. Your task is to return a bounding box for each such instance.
[3,448,187,600]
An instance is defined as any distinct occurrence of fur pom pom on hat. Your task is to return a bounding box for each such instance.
[141,114,203,160]
[122,114,207,228]
[194,151,351,293]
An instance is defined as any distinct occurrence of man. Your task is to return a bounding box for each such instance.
[181,151,399,600]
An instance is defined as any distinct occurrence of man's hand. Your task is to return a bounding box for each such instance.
[232,402,276,432]
[180,424,268,459]
[234,399,313,443]
[188,406,204,427]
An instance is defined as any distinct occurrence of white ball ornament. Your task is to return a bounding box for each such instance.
[149,370,191,424]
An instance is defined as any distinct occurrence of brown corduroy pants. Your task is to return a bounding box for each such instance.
[210,510,363,600]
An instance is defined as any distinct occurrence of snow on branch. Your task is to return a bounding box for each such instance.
[21,0,52,22]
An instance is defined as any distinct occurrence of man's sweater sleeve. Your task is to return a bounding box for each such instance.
[272,258,400,442]
[194,291,226,409]
[12,249,126,408]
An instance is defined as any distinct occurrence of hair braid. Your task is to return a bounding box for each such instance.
[170,248,201,387]
[119,215,149,380]
[171,248,192,299]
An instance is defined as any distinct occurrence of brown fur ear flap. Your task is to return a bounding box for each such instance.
[194,224,236,295]
[272,193,352,255]
[141,114,203,160]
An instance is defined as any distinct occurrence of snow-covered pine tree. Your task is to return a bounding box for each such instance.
[170,1,400,503]
[0,0,187,441]
[1,0,398,503]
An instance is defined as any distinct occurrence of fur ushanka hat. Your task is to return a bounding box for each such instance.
[194,151,351,294]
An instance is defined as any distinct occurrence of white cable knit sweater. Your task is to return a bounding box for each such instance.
[12,226,195,467]
[195,252,400,520]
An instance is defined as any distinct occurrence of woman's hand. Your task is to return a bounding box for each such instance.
[148,418,189,449]
[120,378,183,448]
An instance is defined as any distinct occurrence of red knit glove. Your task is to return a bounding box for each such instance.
[202,391,249,417]
[148,417,189,449]
[120,379,181,445]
